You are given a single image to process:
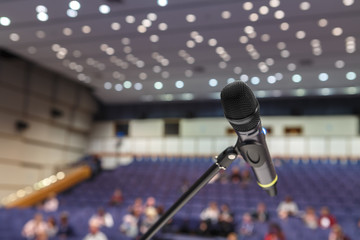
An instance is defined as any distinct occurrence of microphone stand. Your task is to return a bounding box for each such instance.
[140,146,238,240]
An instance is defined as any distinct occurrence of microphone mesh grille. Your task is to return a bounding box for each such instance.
[220,81,260,131]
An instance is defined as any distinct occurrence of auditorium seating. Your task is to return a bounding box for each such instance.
[1,157,359,239]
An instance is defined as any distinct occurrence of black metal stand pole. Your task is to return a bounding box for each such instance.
[140,146,238,240]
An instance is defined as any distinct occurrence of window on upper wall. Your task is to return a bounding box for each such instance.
[165,119,179,136]
[115,121,129,137]
[284,126,303,136]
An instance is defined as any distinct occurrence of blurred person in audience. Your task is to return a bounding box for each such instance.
[46,216,58,238]
[89,207,114,228]
[197,220,211,237]
[57,212,75,239]
[239,213,254,237]
[180,178,190,193]
[144,196,157,214]
[230,166,242,184]
[109,188,123,206]
[226,232,238,240]
[241,169,251,188]
[319,206,337,229]
[218,204,235,236]
[22,213,48,240]
[200,201,220,235]
[277,196,299,219]
[140,206,159,235]
[120,209,139,239]
[43,192,59,212]
[328,224,351,240]
[264,223,285,240]
[83,220,108,240]
[302,207,318,229]
[130,198,144,216]
[252,202,270,222]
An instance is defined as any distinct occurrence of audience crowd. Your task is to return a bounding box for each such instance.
[20,165,354,240]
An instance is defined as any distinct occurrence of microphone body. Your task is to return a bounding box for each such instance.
[221,81,278,196]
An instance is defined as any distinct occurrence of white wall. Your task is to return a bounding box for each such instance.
[0,59,97,200]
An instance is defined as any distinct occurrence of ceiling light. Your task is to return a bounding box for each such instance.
[239,36,249,44]
[139,72,148,80]
[275,73,283,80]
[36,5,47,13]
[175,80,184,88]
[318,18,328,27]
[332,27,343,36]
[244,25,254,34]
[106,47,115,55]
[277,42,286,50]
[147,13,157,21]
[126,15,136,24]
[265,58,275,66]
[121,37,130,45]
[287,63,296,71]
[115,84,123,91]
[186,40,195,48]
[346,36,356,53]
[73,50,81,58]
[27,46,37,54]
[69,1,81,10]
[161,71,170,78]
[269,0,281,8]
[321,88,331,96]
[267,76,276,84]
[100,43,108,51]
[221,11,231,19]
[296,30,306,39]
[150,34,159,43]
[134,83,143,90]
[208,38,217,46]
[346,72,356,80]
[99,4,110,14]
[299,2,311,10]
[154,82,163,90]
[345,87,357,95]
[261,34,270,42]
[66,9,78,18]
[158,23,168,31]
[318,73,329,81]
[259,6,269,15]
[280,50,290,58]
[292,74,302,83]
[153,65,162,73]
[209,79,218,87]
[219,61,227,69]
[62,28,72,36]
[36,30,46,39]
[137,25,147,33]
[240,74,249,82]
[274,10,285,19]
[343,0,355,6]
[111,22,121,30]
[234,67,242,74]
[0,17,11,26]
[296,89,306,97]
[104,82,112,90]
[194,35,203,43]
[123,81,132,89]
[142,19,152,27]
[227,78,235,84]
[186,14,196,23]
[37,12,49,22]
[157,0,168,7]
[82,25,91,34]
[335,60,345,68]
[280,22,289,31]
[243,2,253,11]
[258,62,269,73]
[185,70,193,77]
[249,13,259,22]
[9,33,20,42]
[251,77,260,85]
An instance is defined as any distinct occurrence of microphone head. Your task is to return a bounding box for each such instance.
[221,81,260,132]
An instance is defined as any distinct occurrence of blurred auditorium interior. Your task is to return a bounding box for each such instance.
[0,0,360,239]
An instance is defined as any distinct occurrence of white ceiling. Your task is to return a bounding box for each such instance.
[0,0,359,103]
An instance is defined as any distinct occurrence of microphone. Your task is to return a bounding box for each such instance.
[220,81,278,196]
